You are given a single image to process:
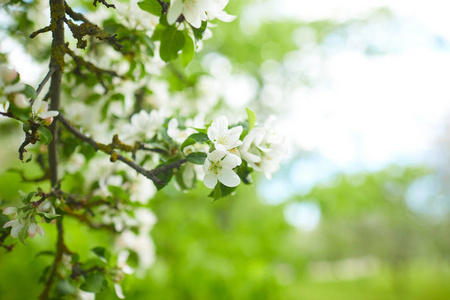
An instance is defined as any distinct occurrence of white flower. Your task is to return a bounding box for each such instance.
[122,109,164,141]
[203,150,241,188]
[239,124,287,179]
[2,206,17,217]
[167,118,195,144]
[3,219,24,238]
[167,0,234,28]
[32,99,59,120]
[207,115,243,151]
[27,222,45,239]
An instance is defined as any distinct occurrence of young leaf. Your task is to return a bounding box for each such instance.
[18,224,28,246]
[91,247,111,263]
[160,26,185,62]
[186,152,207,165]
[80,273,107,293]
[137,0,163,16]
[23,84,37,99]
[38,126,53,145]
[181,33,195,67]
[246,108,256,130]
[180,132,208,152]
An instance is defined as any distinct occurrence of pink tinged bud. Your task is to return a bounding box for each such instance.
[43,117,53,126]
[0,65,18,83]
[2,207,17,216]
[28,223,37,238]
[13,93,28,108]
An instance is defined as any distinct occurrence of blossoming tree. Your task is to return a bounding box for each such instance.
[0,0,286,298]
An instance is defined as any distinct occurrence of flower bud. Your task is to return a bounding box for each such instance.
[43,117,53,126]
[0,64,18,83]
[14,93,28,108]
[2,206,17,216]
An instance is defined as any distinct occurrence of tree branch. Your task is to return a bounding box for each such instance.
[57,114,187,185]
[30,68,56,106]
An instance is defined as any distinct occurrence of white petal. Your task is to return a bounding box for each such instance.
[213,11,236,22]
[217,169,240,187]
[32,98,41,115]
[4,83,25,94]
[117,250,130,266]
[183,6,202,28]
[114,283,125,299]
[3,220,17,228]
[203,158,211,173]
[222,153,241,168]
[28,223,37,239]
[207,150,226,162]
[2,207,17,215]
[38,110,59,119]
[36,224,45,237]
[203,172,218,189]
[11,224,23,239]
[167,0,184,25]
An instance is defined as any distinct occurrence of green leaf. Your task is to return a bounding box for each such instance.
[38,126,53,145]
[213,184,222,200]
[18,223,28,246]
[80,273,107,293]
[55,280,78,296]
[181,33,195,67]
[108,185,130,202]
[246,108,256,130]
[138,0,163,16]
[23,84,36,99]
[41,212,60,220]
[160,26,185,62]
[192,21,208,41]
[186,152,207,165]
[180,138,196,152]
[91,247,110,262]
[180,132,209,152]
[208,183,237,201]
[35,250,55,258]
[155,168,174,191]
[152,24,166,41]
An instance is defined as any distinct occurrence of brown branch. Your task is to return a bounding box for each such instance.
[58,114,187,185]
[30,26,52,39]
[64,209,117,232]
[39,219,68,300]
[93,0,115,9]
[64,1,90,23]
[30,68,56,107]
[64,45,119,91]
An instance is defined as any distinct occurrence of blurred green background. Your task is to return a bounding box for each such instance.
[1,0,450,299]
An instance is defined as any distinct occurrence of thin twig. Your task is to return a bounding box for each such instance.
[30,68,56,106]
[57,114,187,185]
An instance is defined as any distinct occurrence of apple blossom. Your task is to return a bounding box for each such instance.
[167,0,234,28]
[3,219,24,239]
[203,149,241,188]
[207,115,243,151]
[27,222,45,238]
[32,99,59,120]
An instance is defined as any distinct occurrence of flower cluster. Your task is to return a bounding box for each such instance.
[167,0,235,29]
[0,64,27,111]
[2,195,57,245]
[203,115,286,189]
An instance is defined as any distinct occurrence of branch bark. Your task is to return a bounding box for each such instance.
[57,114,187,185]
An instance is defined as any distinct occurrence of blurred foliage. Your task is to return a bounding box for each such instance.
[1,164,450,299]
